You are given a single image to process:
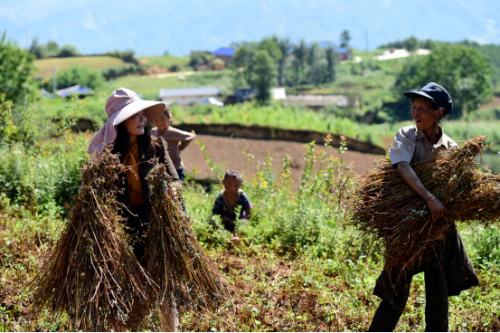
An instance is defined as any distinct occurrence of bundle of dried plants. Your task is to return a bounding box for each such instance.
[143,163,231,310]
[31,148,156,331]
[351,136,500,273]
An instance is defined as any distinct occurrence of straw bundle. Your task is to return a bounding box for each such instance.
[31,149,156,331]
[143,162,231,309]
[351,135,500,272]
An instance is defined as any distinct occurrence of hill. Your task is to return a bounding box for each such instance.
[34,56,126,78]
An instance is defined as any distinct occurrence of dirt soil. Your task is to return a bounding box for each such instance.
[181,134,383,183]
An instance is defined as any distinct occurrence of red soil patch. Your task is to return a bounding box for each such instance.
[181,134,382,184]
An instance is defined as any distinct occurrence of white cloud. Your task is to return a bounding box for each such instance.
[83,10,96,29]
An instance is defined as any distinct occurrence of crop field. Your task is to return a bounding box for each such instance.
[0,129,500,331]
[33,56,127,78]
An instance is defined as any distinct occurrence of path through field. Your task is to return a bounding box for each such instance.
[182,134,382,184]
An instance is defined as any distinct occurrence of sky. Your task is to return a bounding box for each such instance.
[1,0,500,56]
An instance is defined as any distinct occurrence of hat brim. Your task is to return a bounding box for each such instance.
[403,90,435,102]
[113,100,166,126]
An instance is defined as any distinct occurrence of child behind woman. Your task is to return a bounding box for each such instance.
[152,107,195,181]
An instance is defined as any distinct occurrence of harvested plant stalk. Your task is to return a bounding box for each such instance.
[144,163,231,309]
[351,135,500,273]
[31,149,156,331]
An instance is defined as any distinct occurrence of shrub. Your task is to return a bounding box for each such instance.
[57,44,81,58]
[0,32,36,104]
[56,65,105,90]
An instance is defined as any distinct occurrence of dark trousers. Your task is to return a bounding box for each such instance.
[370,245,449,332]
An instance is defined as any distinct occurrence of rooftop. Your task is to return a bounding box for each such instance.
[213,47,235,57]
[159,86,221,98]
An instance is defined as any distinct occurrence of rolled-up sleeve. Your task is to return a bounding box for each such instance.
[390,127,415,165]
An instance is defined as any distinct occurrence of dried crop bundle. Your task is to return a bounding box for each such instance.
[31,148,156,331]
[143,163,231,309]
[351,135,500,273]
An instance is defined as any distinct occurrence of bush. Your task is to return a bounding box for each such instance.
[101,64,142,80]
[56,65,105,90]
[0,32,36,104]
[57,44,81,58]
[105,50,139,65]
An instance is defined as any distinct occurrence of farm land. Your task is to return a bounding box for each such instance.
[1,46,500,331]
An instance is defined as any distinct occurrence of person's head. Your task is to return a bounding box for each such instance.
[153,108,173,131]
[403,82,452,132]
[222,170,243,196]
[89,88,165,157]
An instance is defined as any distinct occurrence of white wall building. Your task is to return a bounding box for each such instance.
[159,86,221,106]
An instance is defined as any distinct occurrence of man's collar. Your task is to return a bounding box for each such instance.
[415,125,454,148]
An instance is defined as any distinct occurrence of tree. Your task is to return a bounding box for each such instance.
[340,30,351,48]
[272,36,291,86]
[29,38,46,59]
[56,65,105,90]
[393,44,493,119]
[325,46,338,82]
[46,40,59,57]
[234,43,257,87]
[404,36,419,53]
[292,39,307,84]
[188,50,213,70]
[253,50,276,104]
[57,44,81,57]
[0,32,35,104]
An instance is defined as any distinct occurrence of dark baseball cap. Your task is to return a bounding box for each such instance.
[403,82,453,116]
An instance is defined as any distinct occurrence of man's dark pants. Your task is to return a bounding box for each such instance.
[369,242,449,332]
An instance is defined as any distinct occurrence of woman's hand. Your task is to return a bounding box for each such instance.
[425,195,448,222]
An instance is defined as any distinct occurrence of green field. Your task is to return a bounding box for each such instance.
[33,56,127,78]
[0,131,499,331]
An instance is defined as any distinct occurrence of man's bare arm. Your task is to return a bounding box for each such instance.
[397,161,447,222]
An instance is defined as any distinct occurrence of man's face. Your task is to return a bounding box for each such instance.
[411,97,440,132]
[222,177,242,196]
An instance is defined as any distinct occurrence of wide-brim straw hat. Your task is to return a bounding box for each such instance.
[88,88,167,154]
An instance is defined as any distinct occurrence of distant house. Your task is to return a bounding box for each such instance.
[159,86,221,106]
[56,85,94,98]
[284,94,357,110]
[336,47,352,61]
[271,87,286,100]
[213,47,235,65]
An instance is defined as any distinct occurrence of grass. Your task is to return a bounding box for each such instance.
[33,56,127,78]
[138,55,190,69]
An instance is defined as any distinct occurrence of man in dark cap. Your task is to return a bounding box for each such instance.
[368,83,479,332]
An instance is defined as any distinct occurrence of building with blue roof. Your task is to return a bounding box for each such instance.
[213,47,235,65]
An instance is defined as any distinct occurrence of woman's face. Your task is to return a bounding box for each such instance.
[123,111,147,137]
[411,97,440,132]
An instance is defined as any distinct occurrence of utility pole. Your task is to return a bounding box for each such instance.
[52,66,58,93]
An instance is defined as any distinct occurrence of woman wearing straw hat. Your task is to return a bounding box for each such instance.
[88,88,181,331]
[369,83,479,332]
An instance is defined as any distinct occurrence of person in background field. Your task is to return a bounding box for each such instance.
[152,107,196,181]
[212,170,252,234]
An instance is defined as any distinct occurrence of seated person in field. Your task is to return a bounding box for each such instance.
[212,170,252,233]
[152,107,196,181]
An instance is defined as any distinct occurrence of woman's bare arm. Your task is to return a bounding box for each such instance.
[397,161,447,222]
